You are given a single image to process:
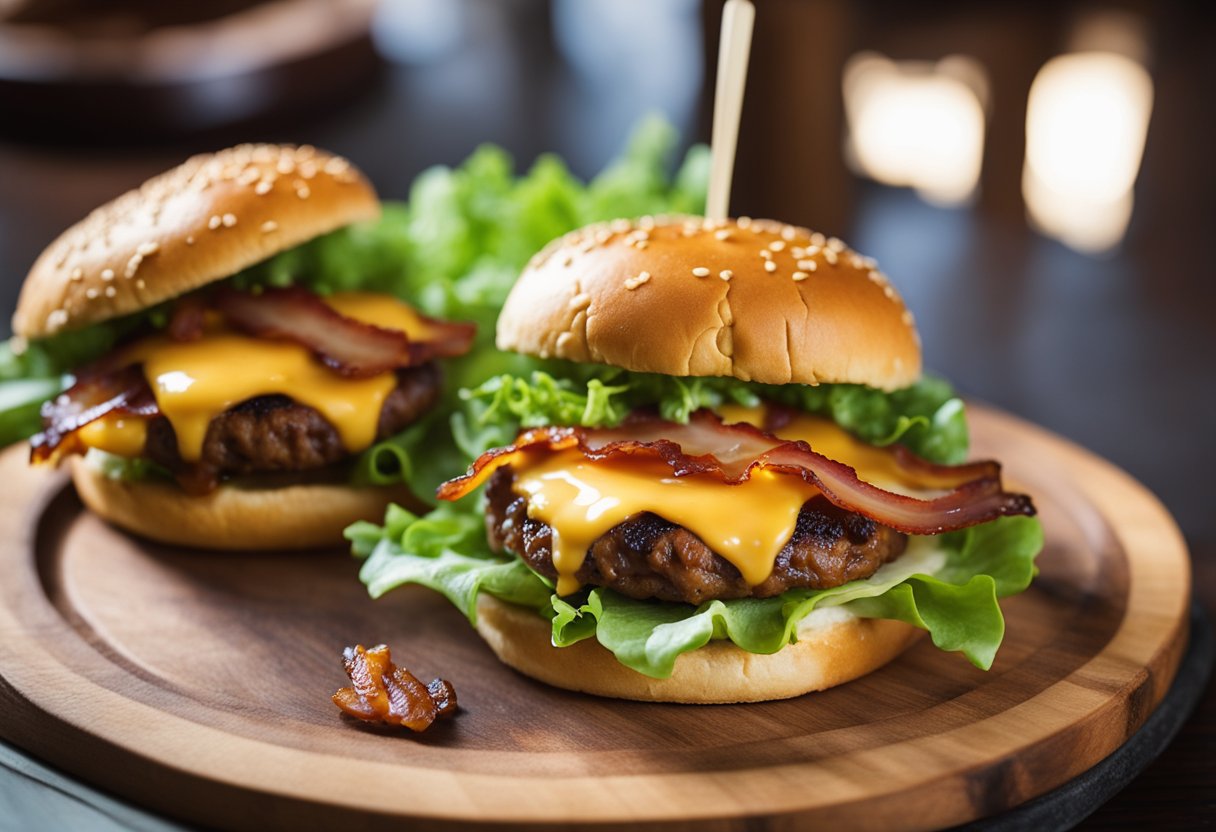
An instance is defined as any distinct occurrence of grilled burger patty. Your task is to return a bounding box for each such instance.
[144,362,441,481]
[485,466,908,604]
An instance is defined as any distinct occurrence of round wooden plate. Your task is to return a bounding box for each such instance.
[0,405,1190,831]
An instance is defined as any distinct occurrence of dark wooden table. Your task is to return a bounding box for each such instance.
[0,2,1211,828]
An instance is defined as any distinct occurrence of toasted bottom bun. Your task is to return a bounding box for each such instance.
[474,594,924,704]
[70,457,423,551]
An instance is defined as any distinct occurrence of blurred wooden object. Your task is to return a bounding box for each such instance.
[702,0,856,232]
[0,0,381,143]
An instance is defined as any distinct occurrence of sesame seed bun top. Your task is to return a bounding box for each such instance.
[496,216,922,391]
[12,144,379,341]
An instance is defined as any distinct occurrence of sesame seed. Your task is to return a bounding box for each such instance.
[902,310,916,326]
[824,249,838,265]
[323,157,350,176]
[635,241,649,250]
[104,286,117,298]
[804,245,821,257]
[692,267,710,277]
[125,255,142,278]
[714,229,733,241]
[797,259,818,271]
[782,226,797,241]
[255,180,273,196]
[850,255,866,269]
[296,184,311,199]
[610,219,632,233]
[222,213,237,227]
[811,232,826,246]
[186,236,195,245]
[792,271,810,282]
[719,269,733,281]
[208,215,222,230]
[238,167,261,186]
[276,158,295,175]
[86,288,99,299]
[562,255,574,267]
[299,162,317,179]
[764,260,777,273]
[261,221,279,233]
[135,279,146,290]
[624,271,651,290]
[100,269,115,281]
[883,285,897,300]
[768,240,786,252]
[570,292,591,309]
[70,267,83,281]
[827,236,846,252]
[738,216,753,228]
[137,241,159,256]
[759,249,773,260]
[639,216,656,230]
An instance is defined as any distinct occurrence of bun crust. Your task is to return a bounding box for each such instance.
[474,594,923,703]
[15,144,379,340]
[70,457,424,551]
[497,217,921,391]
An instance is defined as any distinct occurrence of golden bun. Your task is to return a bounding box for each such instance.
[473,594,923,703]
[497,216,922,391]
[69,456,424,551]
[14,144,379,341]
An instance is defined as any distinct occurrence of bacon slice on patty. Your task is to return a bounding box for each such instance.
[438,410,1036,536]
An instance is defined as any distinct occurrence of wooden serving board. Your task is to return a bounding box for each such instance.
[0,406,1190,831]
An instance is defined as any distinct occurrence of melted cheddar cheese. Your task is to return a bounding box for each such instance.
[514,402,923,596]
[81,292,428,462]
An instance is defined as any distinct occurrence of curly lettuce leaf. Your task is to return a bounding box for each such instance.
[456,363,968,464]
[351,503,553,615]
[355,509,1043,678]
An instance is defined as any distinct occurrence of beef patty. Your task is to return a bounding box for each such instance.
[484,466,908,604]
[145,362,440,489]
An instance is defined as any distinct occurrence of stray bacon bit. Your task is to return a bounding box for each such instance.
[333,644,457,731]
[214,286,475,378]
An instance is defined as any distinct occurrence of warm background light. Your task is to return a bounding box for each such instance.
[843,53,987,207]
[1023,51,1153,253]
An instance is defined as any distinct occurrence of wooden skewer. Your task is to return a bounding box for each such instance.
[706,0,756,222]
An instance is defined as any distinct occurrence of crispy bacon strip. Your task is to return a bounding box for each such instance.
[438,410,1035,536]
[29,367,157,464]
[333,644,457,731]
[215,287,475,378]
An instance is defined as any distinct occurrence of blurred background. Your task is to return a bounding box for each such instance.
[0,0,1212,821]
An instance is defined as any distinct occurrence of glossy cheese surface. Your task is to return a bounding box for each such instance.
[76,415,148,459]
[90,292,423,462]
[514,451,822,597]
[512,402,926,596]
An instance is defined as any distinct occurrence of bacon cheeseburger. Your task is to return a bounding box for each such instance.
[16,144,473,550]
[355,216,1043,703]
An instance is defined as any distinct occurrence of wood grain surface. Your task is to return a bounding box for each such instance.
[0,405,1191,831]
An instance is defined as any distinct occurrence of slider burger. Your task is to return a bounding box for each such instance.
[357,216,1043,703]
[15,144,474,550]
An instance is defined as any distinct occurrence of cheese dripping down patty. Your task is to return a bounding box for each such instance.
[77,292,434,462]
[511,406,938,597]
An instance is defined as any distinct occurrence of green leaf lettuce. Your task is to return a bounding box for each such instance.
[356,511,1043,678]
